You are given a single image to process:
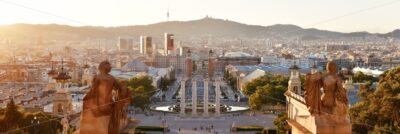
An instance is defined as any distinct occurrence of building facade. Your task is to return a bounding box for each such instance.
[164,33,174,55]
[118,37,134,52]
[140,36,153,55]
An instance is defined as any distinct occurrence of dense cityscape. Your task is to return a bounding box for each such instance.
[0,0,400,134]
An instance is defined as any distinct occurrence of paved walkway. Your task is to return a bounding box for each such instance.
[131,112,276,134]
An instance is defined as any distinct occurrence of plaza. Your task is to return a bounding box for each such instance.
[131,112,277,134]
[130,70,278,133]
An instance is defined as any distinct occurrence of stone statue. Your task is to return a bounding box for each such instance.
[304,61,348,117]
[78,61,131,134]
[60,114,69,134]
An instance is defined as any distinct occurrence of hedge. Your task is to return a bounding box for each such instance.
[263,128,278,134]
[235,126,264,131]
[135,126,165,132]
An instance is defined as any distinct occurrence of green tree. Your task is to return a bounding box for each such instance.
[0,100,62,133]
[244,79,262,96]
[0,99,23,132]
[223,70,229,80]
[159,76,176,92]
[126,75,155,91]
[248,84,287,110]
[130,86,151,110]
[224,70,238,91]
[249,86,268,110]
[246,74,289,110]
[21,112,62,134]
[126,75,156,110]
[160,76,169,91]
[352,72,378,83]
[349,67,400,133]
[243,75,288,96]
[274,112,289,133]
[228,76,238,91]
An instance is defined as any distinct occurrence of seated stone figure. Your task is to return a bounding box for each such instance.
[77,61,131,134]
[295,61,351,134]
[305,61,348,118]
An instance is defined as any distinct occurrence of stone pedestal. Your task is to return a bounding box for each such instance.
[180,80,186,117]
[215,79,221,117]
[203,79,209,117]
[191,80,197,117]
[288,115,351,134]
[286,61,352,134]
[285,90,352,134]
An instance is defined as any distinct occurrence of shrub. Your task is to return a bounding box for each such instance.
[135,126,165,132]
[235,125,264,131]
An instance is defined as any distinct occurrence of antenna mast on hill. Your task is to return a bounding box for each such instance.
[166,0,172,22]
[167,7,170,22]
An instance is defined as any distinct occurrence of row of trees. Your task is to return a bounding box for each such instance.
[159,76,176,91]
[223,70,238,90]
[349,67,400,133]
[243,74,289,110]
[0,100,63,134]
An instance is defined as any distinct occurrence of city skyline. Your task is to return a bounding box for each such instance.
[0,0,399,33]
[0,0,399,133]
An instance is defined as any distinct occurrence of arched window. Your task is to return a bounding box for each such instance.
[293,86,298,93]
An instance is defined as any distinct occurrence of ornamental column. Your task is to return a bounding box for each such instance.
[215,78,221,117]
[203,79,209,117]
[180,79,186,117]
[191,79,197,117]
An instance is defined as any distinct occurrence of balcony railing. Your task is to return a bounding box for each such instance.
[287,90,305,104]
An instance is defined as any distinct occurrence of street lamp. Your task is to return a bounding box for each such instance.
[31,116,40,134]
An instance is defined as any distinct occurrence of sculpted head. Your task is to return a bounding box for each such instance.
[326,61,337,74]
[99,61,111,74]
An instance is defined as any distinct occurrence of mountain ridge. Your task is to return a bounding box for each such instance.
[0,17,398,41]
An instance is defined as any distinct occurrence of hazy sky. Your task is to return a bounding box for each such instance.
[0,0,399,33]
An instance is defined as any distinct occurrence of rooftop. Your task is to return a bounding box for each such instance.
[232,64,314,74]
[222,52,253,58]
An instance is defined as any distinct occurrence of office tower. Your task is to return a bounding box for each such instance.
[164,33,174,55]
[118,37,133,52]
[140,36,152,55]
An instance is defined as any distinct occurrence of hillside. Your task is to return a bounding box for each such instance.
[0,17,398,42]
